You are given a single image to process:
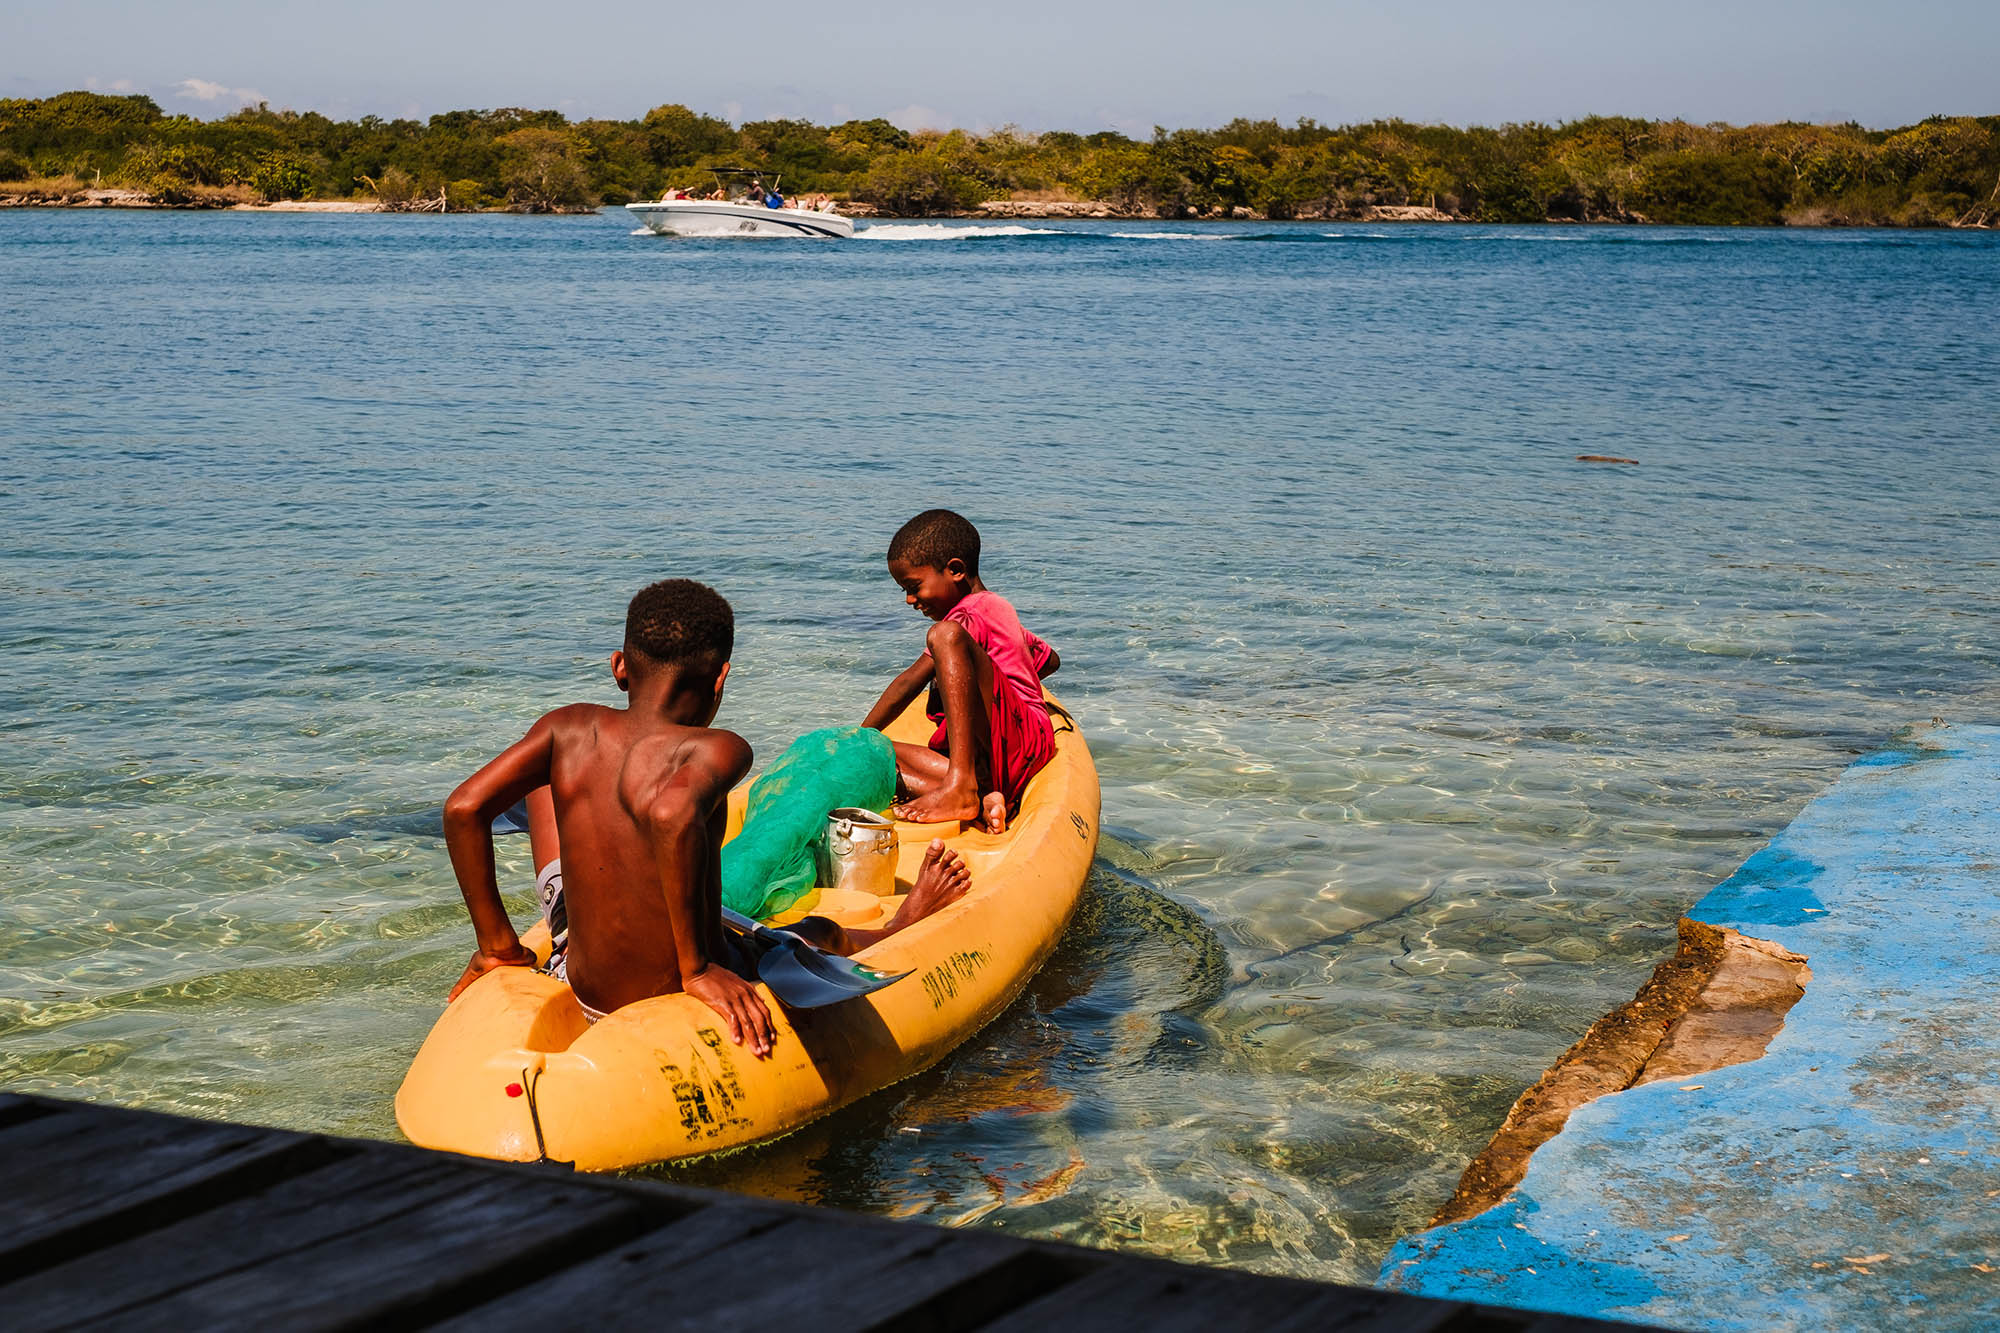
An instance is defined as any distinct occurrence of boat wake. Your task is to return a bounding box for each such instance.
[856,224,1402,243]
[858,222,1069,240]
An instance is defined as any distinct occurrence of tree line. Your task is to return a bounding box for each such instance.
[3,90,1997,226]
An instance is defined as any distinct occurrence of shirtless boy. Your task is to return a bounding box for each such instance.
[442,579,971,1057]
[862,510,1060,835]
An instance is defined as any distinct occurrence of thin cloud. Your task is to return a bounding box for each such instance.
[176,77,267,106]
[886,104,947,132]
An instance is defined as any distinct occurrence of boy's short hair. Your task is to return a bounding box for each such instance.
[625,579,733,674]
[888,509,980,576]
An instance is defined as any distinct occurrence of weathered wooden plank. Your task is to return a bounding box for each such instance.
[2,1154,456,1328]
[1278,1294,1519,1332]
[448,1203,1078,1332]
[0,1092,58,1130]
[0,1099,339,1279]
[2,1148,653,1331]
[978,1262,1339,1333]
[431,1202,789,1330]
[672,1223,1059,1331]
[816,1241,1087,1333]
[448,1210,964,1327]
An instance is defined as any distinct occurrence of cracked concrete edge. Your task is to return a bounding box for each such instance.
[1429,916,1809,1227]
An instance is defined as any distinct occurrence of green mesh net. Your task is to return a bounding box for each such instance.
[720,725,897,919]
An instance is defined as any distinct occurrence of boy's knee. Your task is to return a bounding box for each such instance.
[925,619,971,658]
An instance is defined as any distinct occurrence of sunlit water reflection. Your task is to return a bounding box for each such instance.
[3,214,1997,1282]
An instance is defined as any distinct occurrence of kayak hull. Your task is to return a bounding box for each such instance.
[394,696,1099,1170]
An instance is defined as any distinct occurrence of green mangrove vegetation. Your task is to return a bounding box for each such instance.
[3,90,1997,225]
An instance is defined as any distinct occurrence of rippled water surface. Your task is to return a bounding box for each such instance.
[4,213,1998,1283]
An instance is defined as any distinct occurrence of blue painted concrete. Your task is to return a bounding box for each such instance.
[1383,724,2000,1331]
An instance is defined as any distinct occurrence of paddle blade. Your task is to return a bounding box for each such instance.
[720,907,910,1007]
[754,945,893,1008]
[788,941,909,989]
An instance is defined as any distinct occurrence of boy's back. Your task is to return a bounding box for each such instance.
[442,579,773,1054]
[537,703,748,1014]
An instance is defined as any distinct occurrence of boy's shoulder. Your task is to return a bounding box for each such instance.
[537,700,622,737]
[952,587,1017,617]
[952,588,1029,631]
[619,719,752,771]
[617,724,753,809]
[538,706,748,769]
[673,723,753,769]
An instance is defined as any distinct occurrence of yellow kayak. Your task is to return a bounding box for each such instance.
[394,695,1100,1170]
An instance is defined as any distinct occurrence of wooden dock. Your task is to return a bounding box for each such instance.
[0,1091,1659,1331]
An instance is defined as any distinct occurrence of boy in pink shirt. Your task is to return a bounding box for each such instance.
[862,509,1061,834]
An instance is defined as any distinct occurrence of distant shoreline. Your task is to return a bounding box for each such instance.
[0,189,1448,222]
[4,193,1995,229]
[8,93,1998,229]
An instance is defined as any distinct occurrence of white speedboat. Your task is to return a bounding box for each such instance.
[625,198,855,239]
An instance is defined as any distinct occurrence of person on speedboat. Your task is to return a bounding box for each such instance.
[441,579,973,1054]
[738,177,786,209]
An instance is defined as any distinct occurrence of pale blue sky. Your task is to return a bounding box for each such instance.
[5,1,1995,132]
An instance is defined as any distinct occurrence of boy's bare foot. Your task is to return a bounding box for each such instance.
[893,781,982,827]
[796,840,974,955]
[885,839,972,929]
[980,791,1009,835]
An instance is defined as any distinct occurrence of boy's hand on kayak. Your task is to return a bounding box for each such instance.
[449,944,536,1001]
[686,965,775,1058]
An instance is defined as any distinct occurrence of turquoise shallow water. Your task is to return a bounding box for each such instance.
[3,213,1997,1283]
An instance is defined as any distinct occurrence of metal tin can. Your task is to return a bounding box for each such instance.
[816,807,900,897]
